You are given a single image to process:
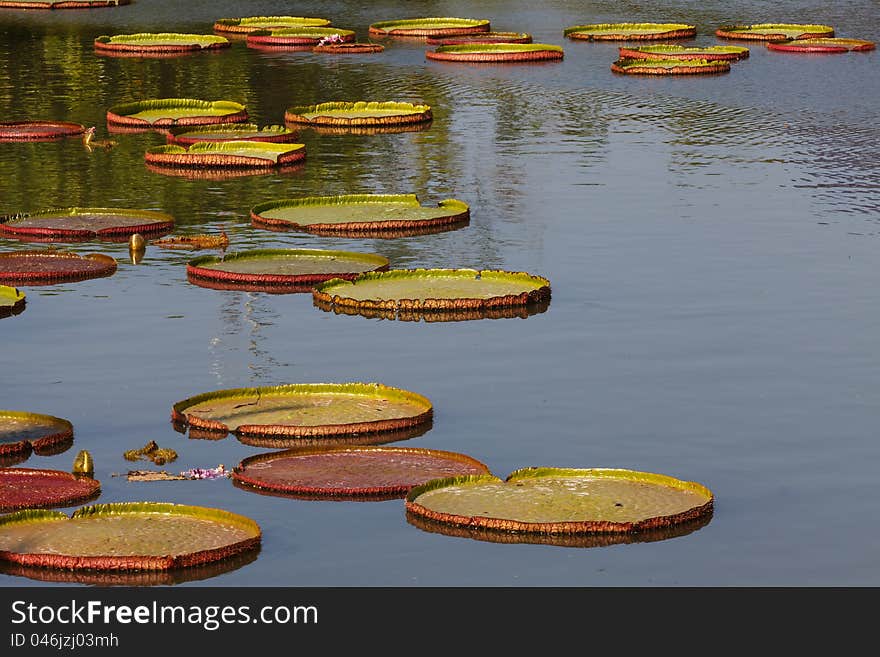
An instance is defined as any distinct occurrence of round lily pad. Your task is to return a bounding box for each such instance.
[0,468,100,512]
[94,33,230,54]
[564,23,697,41]
[213,16,332,34]
[618,44,750,60]
[312,268,552,315]
[166,123,298,146]
[406,467,715,538]
[369,17,491,38]
[611,57,731,75]
[187,248,390,293]
[0,410,73,460]
[313,42,385,54]
[232,446,491,500]
[0,0,129,7]
[0,121,85,141]
[106,98,248,128]
[171,382,434,443]
[144,163,297,181]
[715,23,835,41]
[0,250,117,285]
[0,207,174,243]
[427,43,563,62]
[766,37,876,53]
[284,101,432,128]
[0,502,261,571]
[145,141,306,170]
[246,27,356,49]
[426,31,533,46]
[250,194,469,237]
[0,285,25,318]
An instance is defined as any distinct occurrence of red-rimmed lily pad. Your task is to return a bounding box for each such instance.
[312,42,385,54]
[766,37,875,53]
[94,33,230,54]
[250,194,469,238]
[0,121,85,141]
[106,98,248,129]
[426,31,532,46]
[171,382,434,443]
[0,207,174,243]
[618,44,750,60]
[187,248,390,293]
[151,231,229,250]
[0,0,129,7]
[213,16,332,34]
[369,17,491,38]
[0,285,25,319]
[284,101,432,128]
[405,467,715,541]
[144,163,302,181]
[427,43,563,62]
[0,410,73,461]
[715,23,835,41]
[246,27,356,49]
[0,250,117,285]
[166,123,298,146]
[0,502,261,571]
[611,57,731,75]
[145,141,306,170]
[0,468,100,512]
[232,446,490,500]
[564,23,697,41]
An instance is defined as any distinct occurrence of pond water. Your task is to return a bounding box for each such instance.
[0,0,878,587]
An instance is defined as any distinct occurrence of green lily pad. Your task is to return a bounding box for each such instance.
[313,42,385,54]
[233,446,490,500]
[618,44,750,60]
[715,23,835,41]
[166,123,298,146]
[406,467,715,539]
[213,16,332,34]
[0,285,25,318]
[369,17,491,38]
[426,31,532,46]
[0,502,261,571]
[611,57,731,75]
[171,382,433,443]
[0,410,73,460]
[106,98,248,128]
[0,0,129,7]
[94,33,230,54]
[427,43,564,62]
[564,23,697,41]
[766,37,875,52]
[284,101,432,127]
[145,141,306,169]
[0,250,117,285]
[186,248,390,293]
[0,468,100,512]
[246,27,356,48]
[250,194,469,237]
[0,121,85,141]
[0,207,175,243]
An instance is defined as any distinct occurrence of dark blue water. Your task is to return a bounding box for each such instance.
[1,1,878,586]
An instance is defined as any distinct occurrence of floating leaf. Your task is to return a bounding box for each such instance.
[715,23,834,41]
[0,0,129,7]
[94,33,230,54]
[0,207,174,243]
[246,27,356,48]
[166,123,298,146]
[284,101,432,128]
[427,43,563,62]
[0,120,85,141]
[618,44,750,60]
[106,98,248,128]
[0,285,25,319]
[564,23,697,41]
[611,57,731,75]
[369,17,491,38]
[0,468,100,512]
[151,232,229,250]
[766,37,875,52]
[426,31,532,46]
[313,42,385,54]
[213,16,331,34]
[0,250,117,285]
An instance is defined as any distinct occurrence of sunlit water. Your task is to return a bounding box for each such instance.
[0,1,878,586]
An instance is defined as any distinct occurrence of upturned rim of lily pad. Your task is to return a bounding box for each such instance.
[165,123,298,146]
[0,285,26,319]
[427,42,564,62]
[106,98,248,128]
[0,207,175,242]
[611,57,731,75]
[246,27,356,48]
[0,468,100,513]
[0,409,73,458]
[284,101,432,127]
[213,16,332,34]
[405,467,715,536]
[426,31,533,46]
[0,120,85,141]
[145,141,306,169]
[715,23,835,41]
[0,250,117,285]
[312,42,385,54]
[232,445,491,500]
[250,194,469,236]
[314,297,551,323]
[0,0,130,7]
[171,382,434,441]
[94,33,230,53]
[0,502,261,571]
[618,44,750,60]
[766,37,875,52]
[186,248,390,293]
[564,22,697,41]
[369,17,491,38]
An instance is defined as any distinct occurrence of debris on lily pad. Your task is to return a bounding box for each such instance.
[115,465,230,482]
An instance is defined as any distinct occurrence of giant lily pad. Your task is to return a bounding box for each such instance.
[145,141,306,170]
[0,250,117,285]
[284,101,432,128]
[171,382,434,443]
[427,43,563,62]
[766,37,875,53]
[187,248,390,293]
[246,27,356,49]
[232,446,490,500]
[611,57,731,75]
[94,33,230,54]
[250,194,469,237]
[0,0,129,7]
[406,467,715,540]
[426,31,533,46]
[106,98,248,129]
[213,16,332,34]
[0,285,25,318]
[166,123,298,146]
[0,410,73,461]
[618,44,750,60]
[0,468,100,512]
[0,121,85,141]
[313,42,385,54]
[564,23,697,41]
[369,17,491,38]
[0,207,174,243]
[0,502,261,571]
[715,23,834,41]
